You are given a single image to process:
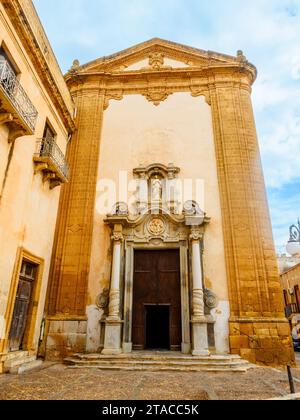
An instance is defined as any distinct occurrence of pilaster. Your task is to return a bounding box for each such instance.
[209,75,294,365]
[45,86,105,359]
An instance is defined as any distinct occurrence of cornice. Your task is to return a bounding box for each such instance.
[71,38,257,80]
[66,63,256,86]
[3,0,76,133]
[67,64,253,109]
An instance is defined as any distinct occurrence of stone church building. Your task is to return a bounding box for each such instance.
[0,1,294,373]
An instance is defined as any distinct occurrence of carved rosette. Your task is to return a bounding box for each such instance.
[108,289,120,319]
[192,289,205,318]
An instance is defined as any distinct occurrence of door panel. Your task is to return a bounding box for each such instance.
[9,262,35,352]
[132,250,181,350]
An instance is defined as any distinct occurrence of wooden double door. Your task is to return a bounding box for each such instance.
[9,261,36,352]
[132,250,182,351]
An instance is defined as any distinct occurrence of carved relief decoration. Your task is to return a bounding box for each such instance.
[147,218,166,236]
[149,53,165,70]
[204,289,218,314]
[142,87,172,106]
[104,90,124,110]
[96,288,110,313]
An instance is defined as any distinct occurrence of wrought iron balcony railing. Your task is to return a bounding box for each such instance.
[34,135,69,184]
[0,59,38,132]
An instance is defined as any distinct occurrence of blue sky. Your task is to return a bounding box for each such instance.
[33,0,300,253]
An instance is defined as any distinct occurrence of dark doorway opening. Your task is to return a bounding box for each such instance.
[145,305,170,350]
[132,250,182,351]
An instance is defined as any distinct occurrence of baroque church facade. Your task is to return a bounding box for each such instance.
[0,1,294,373]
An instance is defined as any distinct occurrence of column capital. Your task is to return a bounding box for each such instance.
[189,229,203,242]
[112,223,124,243]
[111,232,124,243]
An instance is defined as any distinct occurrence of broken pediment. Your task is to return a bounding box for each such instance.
[70,38,253,75]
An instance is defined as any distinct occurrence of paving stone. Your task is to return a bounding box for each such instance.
[0,360,299,400]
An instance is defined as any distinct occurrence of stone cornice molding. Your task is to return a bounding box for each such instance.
[3,0,76,133]
[69,38,257,81]
[105,204,211,231]
[133,163,180,180]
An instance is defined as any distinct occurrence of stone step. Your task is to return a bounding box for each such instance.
[4,354,36,370]
[0,350,28,363]
[72,353,243,363]
[10,359,43,375]
[65,358,250,368]
[66,364,251,373]
[64,353,254,373]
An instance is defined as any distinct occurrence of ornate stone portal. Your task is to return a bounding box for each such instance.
[101,164,214,356]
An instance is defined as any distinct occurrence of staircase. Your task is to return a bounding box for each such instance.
[65,352,255,373]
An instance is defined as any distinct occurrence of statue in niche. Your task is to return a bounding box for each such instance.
[151,176,163,202]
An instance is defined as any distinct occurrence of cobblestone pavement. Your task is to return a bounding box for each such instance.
[0,356,299,401]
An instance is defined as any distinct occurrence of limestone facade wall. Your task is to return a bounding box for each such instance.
[45,38,294,366]
[86,93,229,354]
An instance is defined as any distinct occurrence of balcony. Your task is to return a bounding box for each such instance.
[33,135,69,189]
[0,59,38,138]
[285,303,299,319]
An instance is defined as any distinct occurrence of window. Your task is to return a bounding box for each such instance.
[43,122,56,141]
[0,45,18,76]
[39,122,56,156]
[283,289,288,307]
[295,286,300,312]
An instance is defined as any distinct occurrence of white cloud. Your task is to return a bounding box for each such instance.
[32,0,300,246]
[260,111,300,188]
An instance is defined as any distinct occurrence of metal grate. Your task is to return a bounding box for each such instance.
[0,59,38,131]
[35,134,69,180]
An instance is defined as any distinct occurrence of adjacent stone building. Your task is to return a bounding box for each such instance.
[281,263,300,318]
[280,221,300,320]
[0,0,295,373]
[0,0,75,373]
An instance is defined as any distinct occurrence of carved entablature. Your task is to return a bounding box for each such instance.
[105,203,210,248]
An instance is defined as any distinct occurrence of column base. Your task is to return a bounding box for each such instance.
[102,320,123,356]
[123,342,133,354]
[102,348,123,356]
[191,320,210,357]
[181,343,191,355]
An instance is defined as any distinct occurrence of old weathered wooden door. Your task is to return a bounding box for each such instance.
[132,250,182,351]
[9,261,36,352]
